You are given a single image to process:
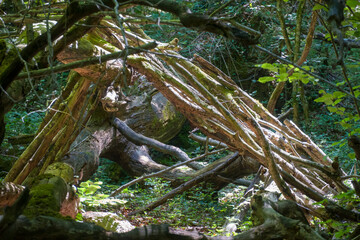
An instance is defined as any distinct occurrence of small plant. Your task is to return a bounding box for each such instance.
[77,180,127,211]
[313,188,360,239]
[256,63,316,84]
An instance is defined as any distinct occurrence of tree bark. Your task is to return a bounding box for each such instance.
[0,182,24,208]
[62,91,188,182]
[0,192,326,240]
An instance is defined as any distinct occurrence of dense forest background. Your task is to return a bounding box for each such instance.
[0,0,359,239]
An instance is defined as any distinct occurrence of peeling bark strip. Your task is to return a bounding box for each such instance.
[4,72,97,184]
[15,42,158,80]
[0,182,25,208]
[0,187,29,235]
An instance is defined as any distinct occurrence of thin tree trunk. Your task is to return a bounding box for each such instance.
[267,7,318,114]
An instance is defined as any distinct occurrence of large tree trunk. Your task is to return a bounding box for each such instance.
[62,91,189,182]
[5,24,258,187]
[4,18,356,228]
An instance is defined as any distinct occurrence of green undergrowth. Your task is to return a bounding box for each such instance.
[78,173,252,236]
[79,124,247,236]
[304,110,358,172]
[313,187,360,239]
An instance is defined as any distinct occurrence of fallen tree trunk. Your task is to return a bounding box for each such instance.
[4,17,356,227]
[234,193,325,240]
[1,191,327,240]
[23,162,79,219]
[61,89,191,181]
[109,118,258,196]
[2,216,217,240]
[1,161,78,232]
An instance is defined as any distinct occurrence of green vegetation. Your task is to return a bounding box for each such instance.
[78,174,251,236]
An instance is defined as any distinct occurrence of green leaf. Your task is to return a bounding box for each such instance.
[327,106,337,113]
[336,81,346,86]
[76,213,83,221]
[80,182,89,188]
[313,199,328,205]
[260,63,278,72]
[351,128,360,135]
[96,193,109,198]
[258,76,275,83]
[331,139,345,146]
[339,141,347,147]
[301,77,310,84]
[85,185,101,195]
[338,107,345,112]
[78,188,85,195]
[313,4,326,11]
[315,94,333,105]
[346,64,360,68]
[278,73,288,81]
[348,152,356,159]
[347,0,360,8]
[340,122,352,129]
[354,90,360,98]
[278,65,288,74]
[332,91,346,98]
[333,98,343,105]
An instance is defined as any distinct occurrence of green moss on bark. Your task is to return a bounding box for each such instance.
[0,40,16,75]
[23,174,68,219]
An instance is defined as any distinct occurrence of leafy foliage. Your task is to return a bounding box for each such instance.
[257,63,316,84]
[77,180,127,211]
[80,173,251,236]
[313,187,360,239]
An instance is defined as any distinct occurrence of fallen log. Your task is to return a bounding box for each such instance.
[0,190,328,240]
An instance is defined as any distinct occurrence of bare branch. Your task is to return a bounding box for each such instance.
[112,117,200,170]
[110,147,228,197]
[128,152,239,216]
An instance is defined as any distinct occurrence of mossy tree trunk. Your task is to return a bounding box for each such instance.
[267,2,317,119]
[4,71,98,185]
